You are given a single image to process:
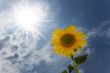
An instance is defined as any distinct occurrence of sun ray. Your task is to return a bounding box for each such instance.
[0,0,55,49]
[8,1,50,41]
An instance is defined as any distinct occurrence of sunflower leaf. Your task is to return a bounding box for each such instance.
[68,64,74,73]
[62,70,68,73]
[74,54,88,65]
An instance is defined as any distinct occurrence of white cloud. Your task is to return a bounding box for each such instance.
[87,21,110,39]
[0,57,20,73]
[0,0,57,73]
[79,69,84,73]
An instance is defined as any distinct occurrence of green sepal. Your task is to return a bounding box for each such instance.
[51,43,55,46]
[68,64,74,73]
[74,54,88,65]
[62,70,68,73]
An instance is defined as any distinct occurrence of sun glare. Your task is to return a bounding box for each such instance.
[13,4,46,32]
[15,8,36,29]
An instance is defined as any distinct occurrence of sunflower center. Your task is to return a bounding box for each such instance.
[60,34,75,47]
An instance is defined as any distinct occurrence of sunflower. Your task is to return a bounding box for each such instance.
[51,25,87,57]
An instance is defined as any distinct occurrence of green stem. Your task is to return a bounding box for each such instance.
[71,55,79,73]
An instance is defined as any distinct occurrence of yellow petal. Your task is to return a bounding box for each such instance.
[65,25,76,32]
[52,28,63,34]
[74,31,86,38]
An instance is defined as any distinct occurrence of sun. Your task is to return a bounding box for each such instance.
[12,3,46,32]
[15,8,36,30]
[0,1,51,41]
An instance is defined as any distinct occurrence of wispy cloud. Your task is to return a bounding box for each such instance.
[87,21,110,39]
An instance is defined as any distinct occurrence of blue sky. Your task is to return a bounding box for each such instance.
[0,0,110,73]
